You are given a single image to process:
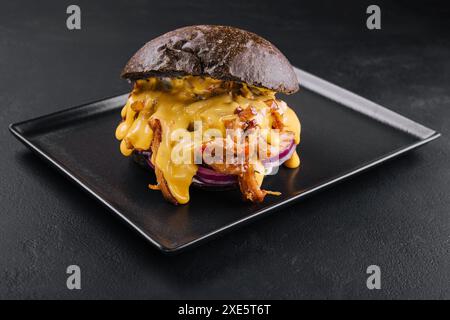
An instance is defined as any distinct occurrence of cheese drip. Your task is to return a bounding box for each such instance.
[115,76,301,204]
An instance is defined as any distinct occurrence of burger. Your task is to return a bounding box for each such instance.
[115,25,301,205]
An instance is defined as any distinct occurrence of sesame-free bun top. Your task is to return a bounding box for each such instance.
[121,25,299,94]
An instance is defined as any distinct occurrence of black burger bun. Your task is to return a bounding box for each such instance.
[121,25,299,94]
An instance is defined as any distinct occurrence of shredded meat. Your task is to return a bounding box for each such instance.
[209,162,268,202]
[148,103,287,204]
[264,99,284,130]
[238,165,267,203]
[149,118,179,205]
[204,143,268,202]
[201,134,281,202]
[236,105,257,121]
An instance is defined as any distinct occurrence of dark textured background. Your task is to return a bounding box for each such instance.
[1,0,449,299]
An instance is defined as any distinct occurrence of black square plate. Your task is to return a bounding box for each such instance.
[9,68,440,253]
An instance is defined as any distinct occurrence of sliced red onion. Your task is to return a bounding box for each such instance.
[136,137,296,187]
[196,165,237,184]
[138,150,237,187]
[261,138,296,168]
[144,154,154,169]
[193,176,237,186]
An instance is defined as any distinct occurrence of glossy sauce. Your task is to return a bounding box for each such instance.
[115,76,301,204]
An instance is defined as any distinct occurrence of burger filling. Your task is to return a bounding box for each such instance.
[115,76,301,204]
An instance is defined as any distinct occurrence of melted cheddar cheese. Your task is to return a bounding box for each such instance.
[115,76,301,204]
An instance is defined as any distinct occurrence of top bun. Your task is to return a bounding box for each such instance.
[121,25,299,94]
